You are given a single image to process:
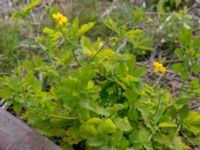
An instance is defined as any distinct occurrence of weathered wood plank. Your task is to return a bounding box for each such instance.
[0,108,62,150]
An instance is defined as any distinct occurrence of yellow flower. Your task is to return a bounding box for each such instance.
[153,61,166,73]
[52,12,68,26]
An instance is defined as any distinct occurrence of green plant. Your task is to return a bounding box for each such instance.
[0,7,200,149]
[172,25,200,79]
[0,20,20,73]
[104,17,152,56]
[157,0,189,12]
[155,8,193,57]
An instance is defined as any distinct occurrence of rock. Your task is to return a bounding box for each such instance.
[0,108,62,150]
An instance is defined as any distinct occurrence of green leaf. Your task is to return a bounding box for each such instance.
[13,101,22,113]
[79,101,96,112]
[0,88,12,99]
[130,129,150,145]
[194,135,200,144]
[127,29,142,39]
[184,112,200,134]
[182,142,192,150]
[98,119,116,134]
[153,133,174,149]
[133,66,148,77]
[42,27,55,34]
[115,117,132,132]
[175,49,186,61]
[127,55,136,75]
[172,63,188,79]
[104,18,117,30]
[60,143,74,150]
[33,55,43,67]
[138,107,150,125]
[179,105,189,119]
[128,106,138,121]
[179,26,193,48]
[132,8,145,23]
[192,37,200,48]
[191,64,200,74]
[23,59,34,71]
[23,0,41,12]
[12,0,41,18]
[23,73,41,93]
[175,0,182,7]
[87,138,104,147]
[78,22,95,36]
[159,122,177,128]
[72,17,79,31]
[111,130,123,144]
[81,36,91,48]
[157,0,165,16]
[80,124,98,138]
[87,118,102,124]
[173,137,182,150]
[125,88,139,105]
[48,128,66,137]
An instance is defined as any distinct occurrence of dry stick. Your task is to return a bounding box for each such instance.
[172,82,176,98]
[2,102,12,110]
[0,99,6,106]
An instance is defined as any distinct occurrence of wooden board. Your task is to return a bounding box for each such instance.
[0,108,62,150]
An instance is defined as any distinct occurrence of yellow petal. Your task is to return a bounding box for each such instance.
[154,67,160,73]
[160,66,166,73]
[52,12,68,26]
[153,61,160,66]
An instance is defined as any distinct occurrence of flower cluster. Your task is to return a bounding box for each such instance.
[52,12,68,26]
[153,61,166,73]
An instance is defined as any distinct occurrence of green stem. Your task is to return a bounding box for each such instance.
[153,73,165,88]
[13,100,77,120]
[153,90,166,118]
[181,131,196,148]
[87,37,110,64]
[59,26,81,66]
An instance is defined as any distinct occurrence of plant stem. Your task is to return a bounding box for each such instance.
[180,131,196,148]
[59,26,81,66]
[153,73,165,88]
[13,100,77,120]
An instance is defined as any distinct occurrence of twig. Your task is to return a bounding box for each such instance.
[101,3,117,19]
[2,101,12,110]
[0,99,6,106]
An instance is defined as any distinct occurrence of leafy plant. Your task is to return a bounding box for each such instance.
[0,20,21,73]
[172,26,200,78]
[0,9,200,149]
